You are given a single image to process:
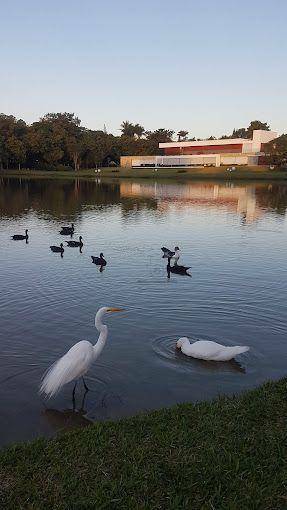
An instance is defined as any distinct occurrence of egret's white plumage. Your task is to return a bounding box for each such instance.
[40,307,123,398]
[176,337,249,361]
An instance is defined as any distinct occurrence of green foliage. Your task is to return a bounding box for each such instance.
[264,134,287,166]
[120,121,145,138]
[0,114,276,171]
[0,114,175,169]
[1,378,287,509]
[177,130,189,141]
[232,127,248,138]
[246,120,270,138]
[232,121,270,140]
[0,114,28,169]
[145,128,174,154]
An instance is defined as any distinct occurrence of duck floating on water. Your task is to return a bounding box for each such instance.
[176,337,249,361]
[60,223,74,235]
[91,253,107,266]
[50,243,64,254]
[167,258,191,277]
[66,236,83,248]
[12,229,29,241]
[161,246,181,264]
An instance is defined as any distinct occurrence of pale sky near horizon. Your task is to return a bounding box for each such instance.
[1,0,286,138]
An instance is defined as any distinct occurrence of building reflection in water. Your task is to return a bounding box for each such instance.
[119,181,287,223]
[0,177,286,222]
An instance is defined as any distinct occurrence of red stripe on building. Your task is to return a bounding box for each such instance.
[164,144,244,156]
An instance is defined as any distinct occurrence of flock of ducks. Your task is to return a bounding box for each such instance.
[12,226,250,400]
[12,225,107,268]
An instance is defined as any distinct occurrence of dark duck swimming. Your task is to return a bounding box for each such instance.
[50,243,64,254]
[66,236,83,247]
[91,253,107,266]
[12,229,29,241]
[60,223,74,235]
[166,258,191,278]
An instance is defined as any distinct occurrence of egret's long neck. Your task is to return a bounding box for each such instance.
[93,309,108,358]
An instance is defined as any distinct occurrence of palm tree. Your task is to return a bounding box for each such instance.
[133,124,145,139]
[177,130,188,142]
[120,121,136,137]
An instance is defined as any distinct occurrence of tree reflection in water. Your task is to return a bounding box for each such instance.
[0,178,286,223]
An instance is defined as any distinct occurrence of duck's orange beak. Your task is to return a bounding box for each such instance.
[107,307,125,313]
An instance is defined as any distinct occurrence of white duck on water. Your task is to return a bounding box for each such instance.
[176,337,249,361]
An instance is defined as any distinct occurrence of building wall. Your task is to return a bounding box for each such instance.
[164,143,243,156]
[120,130,278,168]
[159,130,278,157]
[120,155,155,167]
[120,156,133,167]
[121,154,259,168]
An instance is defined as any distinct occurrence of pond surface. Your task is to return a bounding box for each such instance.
[0,177,287,446]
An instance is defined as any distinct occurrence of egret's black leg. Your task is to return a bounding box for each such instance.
[82,377,90,391]
[80,389,88,412]
[72,381,77,410]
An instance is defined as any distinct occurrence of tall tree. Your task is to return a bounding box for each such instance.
[177,130,188,142]
[264,134,287,165]
[120,121,136,137]
[29,112,83,170]
[246,120,270,139]
[232,128,248,139]
[0,114,27,169]
[145,129,174,154]
[133,123,145,139]
[27,121,64,168]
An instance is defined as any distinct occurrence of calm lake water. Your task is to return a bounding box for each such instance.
[0,177,287,446]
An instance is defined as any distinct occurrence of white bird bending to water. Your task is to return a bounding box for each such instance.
[176,337,249,361]
[40,307,123,398]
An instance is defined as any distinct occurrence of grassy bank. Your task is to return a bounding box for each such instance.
[1,165,287,181]
[1,379,287,509]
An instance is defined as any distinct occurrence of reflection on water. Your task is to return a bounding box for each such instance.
[1,177,287,221]
[119,180,287,222]
[42,388,93,431]
[43,407,92,431]
[0,177,286,446]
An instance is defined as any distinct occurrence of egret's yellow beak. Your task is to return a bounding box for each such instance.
[107,307,125,313]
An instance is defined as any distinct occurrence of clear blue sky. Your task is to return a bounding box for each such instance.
[1,0,286,138]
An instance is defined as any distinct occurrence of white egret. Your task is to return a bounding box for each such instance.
[40,307,124,398]
[176,338,249,361]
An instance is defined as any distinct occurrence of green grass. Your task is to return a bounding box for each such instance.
[1,378,287,509]
[1,165,287,180]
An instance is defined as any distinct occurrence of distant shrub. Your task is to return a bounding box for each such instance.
[56,164,73,172]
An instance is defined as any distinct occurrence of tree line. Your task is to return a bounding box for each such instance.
[0,113,285,170]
